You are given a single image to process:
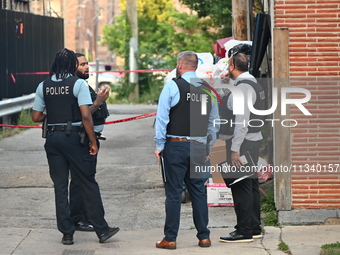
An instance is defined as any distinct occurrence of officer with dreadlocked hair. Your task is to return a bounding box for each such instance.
[32,48,119,245]
[48,48,79,79]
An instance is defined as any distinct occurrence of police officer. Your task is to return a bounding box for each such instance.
[69,53,110,232]
[32,48,119,245]
[219,52,264,243]
[154,51,220,249]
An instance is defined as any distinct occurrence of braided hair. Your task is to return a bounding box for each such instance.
[49,48,78,80]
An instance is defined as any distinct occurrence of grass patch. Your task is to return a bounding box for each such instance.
[18,109,36,127]
[278,241,291,254]
[0,109,36,141]
[263,211,278,226]
[0,128,21,141]
[260,184,278,226]
[261,187,276,213]
[320,242,340,255]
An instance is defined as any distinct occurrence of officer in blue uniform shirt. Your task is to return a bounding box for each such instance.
[32,48,119,245]
[154,51,219,249]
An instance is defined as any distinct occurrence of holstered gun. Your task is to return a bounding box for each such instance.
[79,123,90,145]
[42,118,47,138]
[65,121,72,136]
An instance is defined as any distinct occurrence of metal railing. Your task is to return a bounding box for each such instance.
[0,93,35,124]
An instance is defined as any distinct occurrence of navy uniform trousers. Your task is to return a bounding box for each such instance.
[163,140,210,242]
[44,130,109,237]
[225,139,262,236]
[69,139,100,224]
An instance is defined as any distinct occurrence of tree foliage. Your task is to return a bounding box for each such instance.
[102,0,226,101]
[103,0,215,60]
[178,0,232,39]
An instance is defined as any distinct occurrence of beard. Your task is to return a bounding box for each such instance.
[227,68,235,80]
[76,70,89,80]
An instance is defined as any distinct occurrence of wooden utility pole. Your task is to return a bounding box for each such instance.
[273,28,292,211]
[126,0,139,101]
[232,0,248,40]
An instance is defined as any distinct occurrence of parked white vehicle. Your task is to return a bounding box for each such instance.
[87,62,124,89]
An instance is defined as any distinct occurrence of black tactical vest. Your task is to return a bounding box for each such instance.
[219,79,265,136]
[89,86,110,126]
[43,76,82,124]
[167,77,212,137]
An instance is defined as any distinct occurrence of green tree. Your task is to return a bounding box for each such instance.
[178,0,233,40]
[102,0,216,101]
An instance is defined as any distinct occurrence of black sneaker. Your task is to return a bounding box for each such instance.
[220,231,253,243]
[229,230,263,239]
[252,232,263,239]
[75,221,95,231]
[99,227,120,243]
[62,234,74,245]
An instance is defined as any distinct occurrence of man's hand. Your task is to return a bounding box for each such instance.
[89,85,110,114]
[220,72,230,84]
[154,150,163,163]
[96,85,110,104]
[80,105,98,155]
[231,151,242,168]
[89,141,98,155]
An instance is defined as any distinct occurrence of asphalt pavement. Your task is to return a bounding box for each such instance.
[0,104,339,255]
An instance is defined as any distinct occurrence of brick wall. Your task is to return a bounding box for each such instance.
[274,0,340,209]
[62,0,119,62]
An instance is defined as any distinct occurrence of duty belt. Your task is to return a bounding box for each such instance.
[166,137,202,143]
[47,125,81,132]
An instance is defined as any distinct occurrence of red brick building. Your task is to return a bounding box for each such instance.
[272,0,340,223]
[29,0,120,62]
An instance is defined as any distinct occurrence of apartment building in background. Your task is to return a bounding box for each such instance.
[28,0,120,63]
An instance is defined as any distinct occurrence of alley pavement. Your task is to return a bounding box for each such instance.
[0,104,339,255]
